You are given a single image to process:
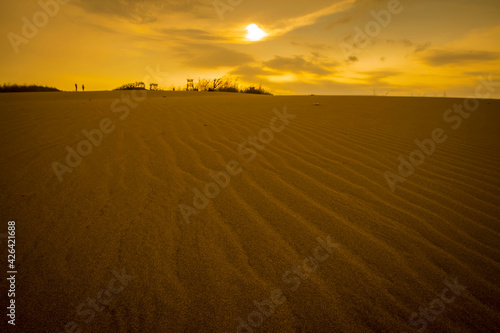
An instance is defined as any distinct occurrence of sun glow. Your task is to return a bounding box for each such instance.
[245,24,267,41]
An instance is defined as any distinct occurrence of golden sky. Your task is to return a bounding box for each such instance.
[1,0,499,97]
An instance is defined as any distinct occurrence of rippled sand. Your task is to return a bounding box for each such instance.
[0,91,499,332]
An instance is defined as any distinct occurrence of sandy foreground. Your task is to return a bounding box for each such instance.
[0,91,499,332]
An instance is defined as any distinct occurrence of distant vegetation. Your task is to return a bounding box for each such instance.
[114,82,147,90]
[241,86,272,95]
[197,76,272,95]
[114,76,272,95]
[0,84,60,93]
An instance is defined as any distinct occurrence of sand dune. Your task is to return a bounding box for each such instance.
[0,91,499,332]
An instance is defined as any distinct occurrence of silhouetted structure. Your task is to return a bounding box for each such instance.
[150,83,158,91]
[82,84,85,92]
[186,79,194,91]
[75,83,77,92]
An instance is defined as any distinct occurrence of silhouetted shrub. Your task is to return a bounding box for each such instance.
[218,86,239,93]
[242,86,272,95]
[114,82,146,90]
[196,75,272,94]
[0,84,60,93]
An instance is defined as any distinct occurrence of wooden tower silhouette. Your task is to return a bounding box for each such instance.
[186,79,194,91]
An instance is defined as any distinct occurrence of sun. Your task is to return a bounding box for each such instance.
[245,24,267,41]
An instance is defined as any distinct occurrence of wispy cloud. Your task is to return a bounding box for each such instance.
[157,28,229,42]
[420,49,500,66]
[290,41,333,50]
[173,43,254,69]
[264,55,336,75]
[72,0,211,23]
[346,55,359,63]
[266,0,355,38]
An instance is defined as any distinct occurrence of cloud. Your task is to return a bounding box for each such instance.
[346,55,359,63]
[173,43,254,69]
[420,49,500,66]
[229,65,275,84]
[230,54,338,85]
[361,70,401,81]
[157,28,228,42]
[326,0,392,31]
[383,39,431,54]
[413,42,431,53]
[463,71,499,77]
[263,55,335,75]
[267,0,356,37]
[230,65,274,77]
[290,42,333,50]
[326,16,353,30]
[72,0,210,23]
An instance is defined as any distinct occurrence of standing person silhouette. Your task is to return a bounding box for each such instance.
[82,84,85,92]
[75,83,77,92]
